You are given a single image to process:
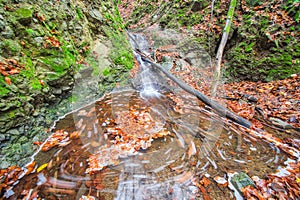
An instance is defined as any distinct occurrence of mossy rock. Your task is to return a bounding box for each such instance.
[0,39,22,57]
[14,6,33,25]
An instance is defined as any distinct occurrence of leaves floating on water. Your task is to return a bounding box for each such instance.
[86,108,171,174]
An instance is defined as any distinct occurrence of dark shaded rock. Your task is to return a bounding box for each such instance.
[191,1,209,12]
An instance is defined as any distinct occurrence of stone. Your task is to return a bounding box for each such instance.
[0,160,10,169]
[24,103,34,115]
[42,87,49,93]
[269,117,294,129]
[15,7,33,25]
[59,21,68,32]
[62,86,71,91]
[0,14,5,31]
[9,84,19,93]
[89,9,103,21]
[0,134,6,142]
[1,26,15,39]
[32,110,39,117]
[52,88,62,95]
[230,172,256,195]
[7,129,20,136]
[0,102,5,109]
[48,94,56,101]
[34,37,44,46]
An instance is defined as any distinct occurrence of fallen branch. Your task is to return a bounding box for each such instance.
[139,54,252,128]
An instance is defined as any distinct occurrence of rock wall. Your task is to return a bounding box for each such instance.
[0,0,133,168]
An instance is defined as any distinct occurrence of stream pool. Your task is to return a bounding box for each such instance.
[3,87,290,200]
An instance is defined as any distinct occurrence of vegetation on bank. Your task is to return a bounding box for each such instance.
[119,0,300,82]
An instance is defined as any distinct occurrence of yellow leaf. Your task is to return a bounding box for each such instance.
[296,177,300,183]
[37,163,48,173]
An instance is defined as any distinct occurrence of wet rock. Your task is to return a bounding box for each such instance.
[269,117,294,129]
[230,172,256,195]
[288,116,298,123]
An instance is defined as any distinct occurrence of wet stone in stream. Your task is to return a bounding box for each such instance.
[2,88,290,200]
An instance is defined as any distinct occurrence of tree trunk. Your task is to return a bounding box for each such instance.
[212,0,237,96]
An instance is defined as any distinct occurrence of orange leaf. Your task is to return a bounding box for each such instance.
[9,68,20,74]
[5,77,11,84]
[39,79,45,86]
[26,161,36,175]
[200,177,211,188]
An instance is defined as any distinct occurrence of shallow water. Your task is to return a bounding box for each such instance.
[4,88,289,200]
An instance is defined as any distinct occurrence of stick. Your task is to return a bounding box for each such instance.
[140,55,252,128]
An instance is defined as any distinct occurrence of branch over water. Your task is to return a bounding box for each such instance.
[137,52,251,129]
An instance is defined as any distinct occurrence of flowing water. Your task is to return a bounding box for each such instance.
[2,33,292,200]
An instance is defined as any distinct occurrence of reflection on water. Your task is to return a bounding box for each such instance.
[4,88,288,200]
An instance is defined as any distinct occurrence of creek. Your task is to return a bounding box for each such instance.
[2,32,292,200]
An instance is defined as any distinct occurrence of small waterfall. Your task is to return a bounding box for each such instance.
[128,32,162,98]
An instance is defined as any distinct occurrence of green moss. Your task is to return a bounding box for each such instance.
[101,2,134,70]
[0,39,22,57]
[76,7,83,19]
[26,28,36,37]
[0,77,10,98]
[15,7,33,18]
[8,110,15,118]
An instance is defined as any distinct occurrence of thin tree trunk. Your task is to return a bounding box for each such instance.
[212,0,237,96]
[139,54,251,128]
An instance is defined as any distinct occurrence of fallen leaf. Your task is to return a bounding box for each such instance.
[37,163,48,173]
[5,77,11,85]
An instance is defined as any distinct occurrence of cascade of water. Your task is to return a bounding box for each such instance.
[129,32,162,98]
